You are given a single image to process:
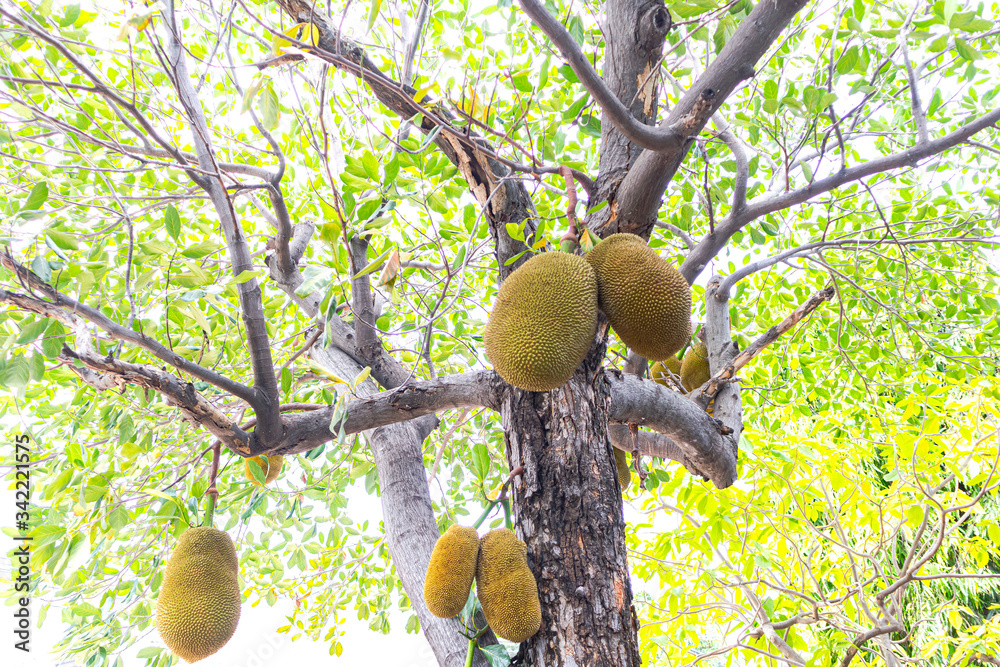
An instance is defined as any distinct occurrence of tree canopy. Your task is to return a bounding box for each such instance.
[1,0,999,665]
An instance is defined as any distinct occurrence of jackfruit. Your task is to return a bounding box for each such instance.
[424,525,479,618]
[484,251,598,392]
[244,454,283,486]
[585,233,691,360]
[614,447,631,489]
[680,340,711,392]
[650,356,682,386]
[156,527,241,663]
[476,528,541,643]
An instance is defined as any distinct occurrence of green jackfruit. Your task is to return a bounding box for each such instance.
[585,233,691,360]
[156,527,241,663]
[424,525,480,618]
[614,447,631,489]
[650,356,682,386]
[484,252,598,392]
[680,340,711,392]
[476,528,542,643]
[244,454,283,486]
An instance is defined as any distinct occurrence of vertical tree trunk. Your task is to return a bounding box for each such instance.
[501,336,641,666]
[588,0,671,232]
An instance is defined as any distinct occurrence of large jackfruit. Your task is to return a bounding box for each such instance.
[476,528,542,643]
[585,233,691,360]
[650,356,682,386]
[424,525,480,618]
[156,527,241,663]
[680,340,711,392]
[614,447,631,489]
[244,454,283,486]
[484,252,598,392]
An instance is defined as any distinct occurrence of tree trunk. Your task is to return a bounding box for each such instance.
[588,0,671,232]
[501,334,641,666]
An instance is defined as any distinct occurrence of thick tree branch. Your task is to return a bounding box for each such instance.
[59,345,252,455]
[274,0,536,276]
[680,106,1000,283]
[273,371,501,455]
[703,276,743,443]
[162,0,282,443]
[607,0,810,239]
[0,258,257,405]
[838,623,904,667]
[519,0,682,152]
[606,371,736,488]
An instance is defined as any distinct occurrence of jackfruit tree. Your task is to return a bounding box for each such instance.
[2,1,1000,666]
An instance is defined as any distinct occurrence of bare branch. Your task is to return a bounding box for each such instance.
[59,345,252,455]
[838,623,904,667]
[0,257,257,405]
[161,0,282,443]
[681,106,1000,283]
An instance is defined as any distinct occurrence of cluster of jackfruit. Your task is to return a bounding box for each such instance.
[484,252,598,391]
[156,527,241,663]
[244,453,284,486]
[423,525,542,643]
[484,234,692,392]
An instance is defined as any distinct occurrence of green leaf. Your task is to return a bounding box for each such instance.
[954,38,980,61]
[136,647,162,659]
[165,204,181,240]
[479,643,511,667]
[232,269,258,284]
[836,46,859,74]
[23,182,49,211]
[30,256,51,283]
[354,248,392,279]
[261,82,280,130]
[367,0,382,30]
[471,443,490,480]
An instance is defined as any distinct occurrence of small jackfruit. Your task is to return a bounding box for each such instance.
[244,454,283,486]
[476,528,541,643]
[680,340,711,392]
[614,447,631,489]
[424,525,480,618]
[156,527,241,663]
[650,356,682,386]
[484,252,598,392]
[585,233,691,360]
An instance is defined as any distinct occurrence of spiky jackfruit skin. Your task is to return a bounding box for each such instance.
[156,527,241,663]
[244,454,283,486]
[484,252,598,392]
[680,340,711,392]
[476,529,541,643]
[424,525,480,618]
[585,233,691,360]
[650,356,682,386]
[614,447,631,489]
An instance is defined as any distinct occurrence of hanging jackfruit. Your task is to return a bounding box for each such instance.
[650,356,682,386]
[424,525,480,618]
[614,447,631,489]
[156,527,241,663]
[680,340,711,392]
[484,251,598,392]
[476,528,542,643]
[585,233,691,360]
[244,453,283,486]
